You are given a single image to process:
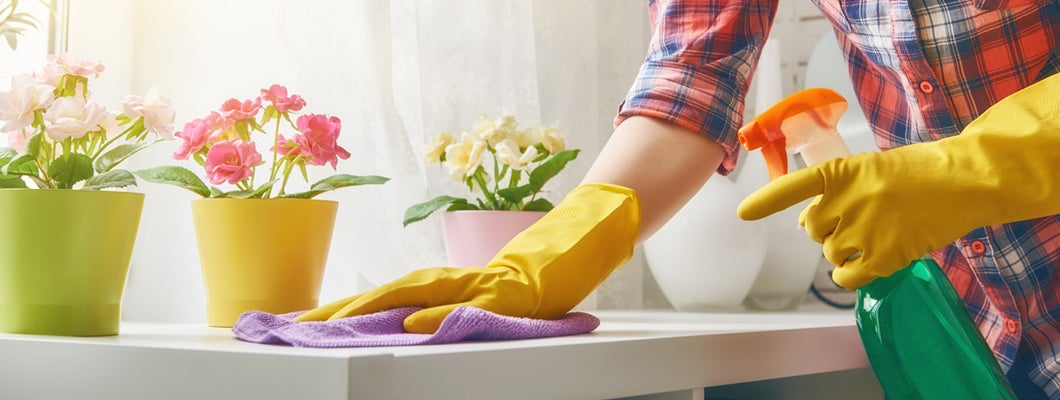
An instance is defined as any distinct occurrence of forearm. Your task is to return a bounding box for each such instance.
[581,116,726,242]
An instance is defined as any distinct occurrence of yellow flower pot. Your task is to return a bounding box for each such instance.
[191,198,338,327]
[0,189,144,336]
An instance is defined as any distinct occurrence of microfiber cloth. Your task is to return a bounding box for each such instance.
[231,306,600,347]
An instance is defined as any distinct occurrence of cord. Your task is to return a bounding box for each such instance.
[810,268,855,309]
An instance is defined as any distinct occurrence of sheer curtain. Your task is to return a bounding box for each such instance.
[52,0,655,323]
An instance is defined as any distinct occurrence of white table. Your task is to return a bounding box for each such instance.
[0,306,877,400]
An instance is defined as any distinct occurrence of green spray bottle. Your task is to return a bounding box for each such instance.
[738,88,1015,399]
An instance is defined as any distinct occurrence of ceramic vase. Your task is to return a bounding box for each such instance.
[643,177,767,311]
[0,189,144,336]
[191,198,337,327]
[733,152,824,311]
[441,210,546,267]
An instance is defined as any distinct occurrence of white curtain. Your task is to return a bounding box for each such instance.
[43,0,656,323]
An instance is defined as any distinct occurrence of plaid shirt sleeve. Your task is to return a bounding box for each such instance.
[615,0,779,175]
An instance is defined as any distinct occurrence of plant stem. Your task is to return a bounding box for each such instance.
[473,171,498,210]
[279,158,293,196]
[91,118,139,159]
[269,115,282,182]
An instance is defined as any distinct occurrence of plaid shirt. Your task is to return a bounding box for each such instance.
[617,0,1060,396]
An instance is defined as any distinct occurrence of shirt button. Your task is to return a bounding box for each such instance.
[971,240,986,255]
[919,81,935,94]
[1005,319,1019,334]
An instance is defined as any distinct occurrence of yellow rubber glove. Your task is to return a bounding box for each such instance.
[738,74,1060,289]
[295,183,640,333]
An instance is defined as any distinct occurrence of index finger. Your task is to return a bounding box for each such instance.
[737,167,825,220]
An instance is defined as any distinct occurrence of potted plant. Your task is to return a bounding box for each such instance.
[0,53,175,336]
[135,85,388,327]
[404,114,579,266]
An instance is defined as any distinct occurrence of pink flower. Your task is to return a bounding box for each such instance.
[203,140,262,185]
[295,114,349,169]
[260,85,306,113]
[272,134,301,157]
[123,86,176,139]
[49,53,105,79]
[219,98,262,122]
[172,118,212,160]
[203,111,233,136]
[7,127,31,153]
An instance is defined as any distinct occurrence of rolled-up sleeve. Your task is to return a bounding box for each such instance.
[615,0,778,175]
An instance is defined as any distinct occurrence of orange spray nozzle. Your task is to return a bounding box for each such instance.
[738,88,850,180]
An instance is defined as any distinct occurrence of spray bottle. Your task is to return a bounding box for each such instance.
[738,88,1015,399]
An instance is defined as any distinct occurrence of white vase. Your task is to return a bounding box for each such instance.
[732,147,824,311]
[743,201,823,310]
[643,176,767,311]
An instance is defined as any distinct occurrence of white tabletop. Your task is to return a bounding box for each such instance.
[0,305,869,400]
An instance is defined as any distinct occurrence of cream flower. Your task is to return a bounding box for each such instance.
[424,131,455,164]
[510,128,536,149]
[473,114,517,145]
[44,96,107,141]
[444,132,487,181]
[495,138,539,171]
[536,125,565,154]
[0,75,55,133]
[123,86,176,139]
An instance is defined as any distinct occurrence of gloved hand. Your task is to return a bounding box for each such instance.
[738,74,1060,289]
[295,183,640,333]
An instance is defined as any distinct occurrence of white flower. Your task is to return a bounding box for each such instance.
[6,127,32,153]
[0,74,55,133]
[444,132,487,181]
[44,96,107,141]
[536,125,565,154]
[495,138,538,171]
[123,86,176,139]
[424,131,455,164]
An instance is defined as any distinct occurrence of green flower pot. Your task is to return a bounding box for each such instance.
[0,189,144,336]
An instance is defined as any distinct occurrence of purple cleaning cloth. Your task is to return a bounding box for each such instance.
[231,306,600,347]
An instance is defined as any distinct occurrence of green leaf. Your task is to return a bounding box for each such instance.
[209,186,225,198]
[123,118,146,140]
[261,105,276,126]
[280,174,390,200]
[226,180,277,199]
[93,142,149,173]
[3,30,16,50]
[309,174,390,192]
[25,133,41,158]
[0,175,27,188]
[48,153,94,188]
[82,169,137,190]
[275,191,316,199]
[497,184,534,203]
[528,149,580,191]
[223,189,254,199]
[133,166,210,197]
[402,195,465,227]
[0,147,17,169]
[522,197,554,212]
[446,200,478,211]
[3,153,37,176]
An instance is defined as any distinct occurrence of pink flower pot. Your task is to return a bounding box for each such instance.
[441,210,546,267]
